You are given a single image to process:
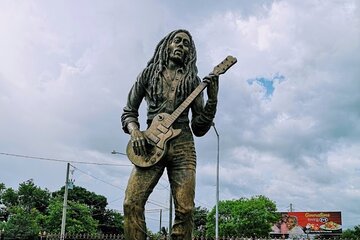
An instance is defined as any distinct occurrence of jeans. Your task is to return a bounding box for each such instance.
[124,127,196,240]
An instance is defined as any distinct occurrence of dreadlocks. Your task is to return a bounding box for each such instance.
[140,29,199,104]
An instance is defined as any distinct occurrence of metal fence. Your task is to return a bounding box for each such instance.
[191,238,358,240]
[44,234,125,240]
[192,238,357,240]
[0,234,125,240]
[1,235,359,240]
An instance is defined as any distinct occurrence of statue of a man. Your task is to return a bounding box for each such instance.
[121,29,219,240]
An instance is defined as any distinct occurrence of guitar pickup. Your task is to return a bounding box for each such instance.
[157,124,168,133]
[147,133,160,144]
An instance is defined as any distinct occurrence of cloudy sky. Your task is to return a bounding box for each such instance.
[1,0,359,233]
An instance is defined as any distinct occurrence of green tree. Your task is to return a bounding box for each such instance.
[52,186,107,211]
[3,206,41,240]
[44,199,98,234]
[146,230,161,240]
[0,183,9,221]
[0,183,5,201]
[17,179,50,213]
[52,186,124,234]
[342,225,360,239]
[1,187,18,223]
[1,188,18,208]
[193,206,209,237]
[100,209,124,234]
[1,181,124,235]
[53,186,106,225]
[1,180,50,214]
[206,195,278,237]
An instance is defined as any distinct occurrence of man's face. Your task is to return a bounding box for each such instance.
[287,217,296,229]
[168,32,190,64]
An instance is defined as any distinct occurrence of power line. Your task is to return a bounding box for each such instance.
[72,165,125,190]
[147,216,168,224]
[3,151,215,212]
[3,152,208,210]
[2,152,173,221]
[72,164,169,209]
[0,152,131,166]
[2,152,203,205]
[145,208,169,213]
[147,199,169,209]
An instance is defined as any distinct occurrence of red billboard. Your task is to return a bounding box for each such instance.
[271,212,342,237]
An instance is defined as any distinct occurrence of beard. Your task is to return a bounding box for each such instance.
[169,50,187,66]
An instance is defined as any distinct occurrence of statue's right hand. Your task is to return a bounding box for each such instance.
[130,129,147,156]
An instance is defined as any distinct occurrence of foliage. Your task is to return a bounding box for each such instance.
[342,225,360,239]
[3,206,41,239]
[52,186,112,232]
[206,195,278,237]
[1,188,18,208]
[147,229,163,240]
[52,186,107,211]
[44,198,98,234]
[17,179,51,213]
[1,180,50,214]
[0,221,5,232]
[0,180,124,235]
[193,206,209,237]
[0,183,9,222]
[100,209,124,234]
[0,183,5,202]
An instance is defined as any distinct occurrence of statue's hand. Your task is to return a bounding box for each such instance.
[130,129,147,156]
[204,73,219,101]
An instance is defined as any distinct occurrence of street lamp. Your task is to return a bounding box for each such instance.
[111,150,127,156]
[212,122,220,240]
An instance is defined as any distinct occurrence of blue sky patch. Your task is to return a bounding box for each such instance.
[247,73,285,98]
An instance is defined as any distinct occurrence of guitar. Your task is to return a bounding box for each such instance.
[127,55,237,167]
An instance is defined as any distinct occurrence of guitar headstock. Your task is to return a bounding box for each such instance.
[212,55,237,76]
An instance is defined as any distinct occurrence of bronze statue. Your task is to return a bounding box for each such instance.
[121,29,236,240]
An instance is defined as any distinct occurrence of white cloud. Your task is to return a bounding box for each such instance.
[193,0,360,229]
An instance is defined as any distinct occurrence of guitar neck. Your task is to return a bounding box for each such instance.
[163,81,207,128]
[162,55,237,128]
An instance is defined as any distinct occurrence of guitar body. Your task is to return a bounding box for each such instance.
[126,113,182,168]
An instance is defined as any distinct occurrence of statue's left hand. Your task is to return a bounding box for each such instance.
[204,73,219,101]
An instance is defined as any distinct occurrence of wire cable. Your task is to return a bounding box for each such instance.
[0,152,131,166]
[72,164,169,209]
[72,164,125,190]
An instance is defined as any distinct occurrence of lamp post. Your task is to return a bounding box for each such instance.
[212,122,220,240]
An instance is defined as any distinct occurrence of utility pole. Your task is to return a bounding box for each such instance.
[290,203,293,212]
[159,209,162,233]
[60,163,70,240]
[168,192,173,237]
